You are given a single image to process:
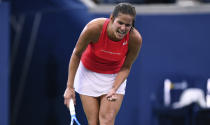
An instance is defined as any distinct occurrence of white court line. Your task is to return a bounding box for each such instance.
[88,3,210,15]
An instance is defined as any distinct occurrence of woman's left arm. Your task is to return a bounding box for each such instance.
[106,29,142,100]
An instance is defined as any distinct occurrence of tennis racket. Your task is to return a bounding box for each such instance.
[69,99,81,125]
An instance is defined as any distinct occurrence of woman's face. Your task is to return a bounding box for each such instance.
[111,13,134,40]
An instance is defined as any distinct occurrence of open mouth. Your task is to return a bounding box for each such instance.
[116,30,126,38]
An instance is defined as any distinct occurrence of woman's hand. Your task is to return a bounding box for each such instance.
[64,87,76,108]
[106,88,117,101]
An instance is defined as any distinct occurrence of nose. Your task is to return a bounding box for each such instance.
[120,24,126,31]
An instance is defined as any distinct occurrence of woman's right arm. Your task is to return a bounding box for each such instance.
[63,19,102,107]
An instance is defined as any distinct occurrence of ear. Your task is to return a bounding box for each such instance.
[109,14,114,20]
[109,14,114,23]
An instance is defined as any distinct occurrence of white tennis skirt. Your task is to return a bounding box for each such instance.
[74,62,127,97]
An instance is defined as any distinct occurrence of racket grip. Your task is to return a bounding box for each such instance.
[69,99,76,116]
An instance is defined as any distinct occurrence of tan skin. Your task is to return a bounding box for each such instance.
[64,13,142,125]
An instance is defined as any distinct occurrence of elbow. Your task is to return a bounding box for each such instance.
[74,52,82,59]
[120,66,131,74]
[72,49,82,59]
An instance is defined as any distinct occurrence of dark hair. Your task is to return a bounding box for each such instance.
[112,3,136,27]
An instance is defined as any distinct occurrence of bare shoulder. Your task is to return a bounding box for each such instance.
[83,18,107,42]
[85,18,106,34]
[129,28,142,49]
[88,18,107,26]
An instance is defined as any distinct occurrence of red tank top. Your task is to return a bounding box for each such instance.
[81,19,129,74]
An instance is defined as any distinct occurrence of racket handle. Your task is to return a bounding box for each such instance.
[69,99,76,116]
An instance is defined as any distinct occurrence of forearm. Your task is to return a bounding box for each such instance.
[66,52,81,89]
[112,67,130,91]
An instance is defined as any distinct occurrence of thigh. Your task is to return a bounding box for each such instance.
[99,94,124,124]
[79,94,100,125]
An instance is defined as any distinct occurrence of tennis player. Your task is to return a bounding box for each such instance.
[64,3,142,125]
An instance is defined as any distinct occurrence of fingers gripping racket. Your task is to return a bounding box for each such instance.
[69,99,81,125]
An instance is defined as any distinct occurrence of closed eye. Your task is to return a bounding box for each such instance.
[125,24,131,27]
[118,21,123,25]
[118,21,131,26]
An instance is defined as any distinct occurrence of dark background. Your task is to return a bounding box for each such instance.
[1,0,210,125]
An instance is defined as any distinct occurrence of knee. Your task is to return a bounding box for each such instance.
[86,116,99,125]
[99,112,116,125]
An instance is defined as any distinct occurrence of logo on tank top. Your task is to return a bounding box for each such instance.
[101,50,121,55]
[123,41,128,46]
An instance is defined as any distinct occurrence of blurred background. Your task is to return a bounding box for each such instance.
[1,0,210,125]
